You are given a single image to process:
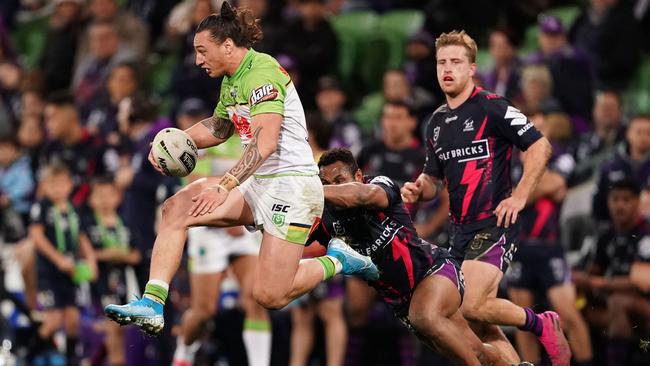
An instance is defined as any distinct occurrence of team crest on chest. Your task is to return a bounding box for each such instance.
[463,118,474,132]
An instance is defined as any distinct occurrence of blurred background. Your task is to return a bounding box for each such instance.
[1,0,650,365]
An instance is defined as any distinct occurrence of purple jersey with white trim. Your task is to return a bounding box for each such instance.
[308,176,451,312]
[423,87,543,229]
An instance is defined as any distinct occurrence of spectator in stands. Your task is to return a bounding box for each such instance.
[306,111,332,161]
[168,0,222,111]
[83,62,138,138]
[282,0,338,109]
[357,101,424,193]
[72,21,138,108]
[578,180,650,366]
[39,0,83,93]
[315,76,361,155]
[355,69,435,135]
[0,135,35,225]
[403,30,441,101]
[517,64,563,116]
[483,27,522,100]
[0,61,22,135]
[592,115,650,222]
[41,91,107,206]
[17,113,45,174]
[20,87,45,120]
[85,0,149,59]
[571,91,626,186]
[528,15,593,132]
[570,0,642,91]
[29,163,97,366]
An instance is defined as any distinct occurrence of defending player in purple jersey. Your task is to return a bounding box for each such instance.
[402,30,570,366]
[310,148,509,366]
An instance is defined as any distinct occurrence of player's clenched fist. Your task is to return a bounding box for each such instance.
[401,180,423,203]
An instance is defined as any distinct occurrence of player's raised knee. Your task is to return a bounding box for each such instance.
[252,287,289,310]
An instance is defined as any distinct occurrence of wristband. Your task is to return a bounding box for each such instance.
[217,172,240,192]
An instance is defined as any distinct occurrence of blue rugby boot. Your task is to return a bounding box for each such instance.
[104,296,164,336]
[326,238,379,281]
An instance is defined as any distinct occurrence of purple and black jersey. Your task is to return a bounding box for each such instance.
[308,175,458,315]
[423,87,543,229]
[512,145,575,244]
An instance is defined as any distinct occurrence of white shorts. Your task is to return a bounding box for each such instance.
[187,226,262,274]
[238,173,324,245]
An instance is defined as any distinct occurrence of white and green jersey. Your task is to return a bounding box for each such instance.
[214,49,317,176]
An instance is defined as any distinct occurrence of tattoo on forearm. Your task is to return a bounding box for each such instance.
[201,117,235,139]
[228,127,264,182]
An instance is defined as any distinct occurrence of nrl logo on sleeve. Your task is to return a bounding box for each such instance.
[250,84,278,105]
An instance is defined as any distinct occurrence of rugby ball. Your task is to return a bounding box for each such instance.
[151,128,198,177]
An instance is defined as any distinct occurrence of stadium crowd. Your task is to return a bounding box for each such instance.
[1,0,650,365]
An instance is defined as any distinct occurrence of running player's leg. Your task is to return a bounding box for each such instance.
[290,302,316,366]
[232,254,272,366]
[62,306,80,365]
[315,284,347,366]
[407,273,496,365]
[508,287,541,364]
[174,271,223,364]
[461,260,522,364]
[345,277,375,365]
[547,284,593,365]
[104,321,125,366]
[149,177,253,287]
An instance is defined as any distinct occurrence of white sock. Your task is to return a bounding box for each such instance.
[173,337,200,363]
[243,319,272,366]
[326,255,343,273]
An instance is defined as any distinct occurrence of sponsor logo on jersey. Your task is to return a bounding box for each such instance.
[250,84,278,105]
[445,115,458,123]
[517,122,534,136]
[369,176,394,188]
[463,118,474,132]
[437,139,490,163]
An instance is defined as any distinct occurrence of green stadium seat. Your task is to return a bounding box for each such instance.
[11,16,49,69]
[378,10,425,68]
[329,11,379,81]
[353,91,384,134]
[358,35,391,92]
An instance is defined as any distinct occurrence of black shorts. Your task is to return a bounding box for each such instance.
[506,244,571,291]
[448,223,518,273]
[37,272,77,310]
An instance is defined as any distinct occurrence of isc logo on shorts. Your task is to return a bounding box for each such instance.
[271,204,290,213]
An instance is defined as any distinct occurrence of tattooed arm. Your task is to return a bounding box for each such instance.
[188,113,282,216]
[185,116,235,149]
[217,113,283,189]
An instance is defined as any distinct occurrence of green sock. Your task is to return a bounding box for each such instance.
[243,319,272,331]
[315,256,337,280]
[144,282,168,304]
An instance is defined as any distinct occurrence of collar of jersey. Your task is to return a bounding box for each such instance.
[230,49,256,80]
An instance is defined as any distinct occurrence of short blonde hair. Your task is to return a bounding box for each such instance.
[521,64,553,94]
[435,30,478,63]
